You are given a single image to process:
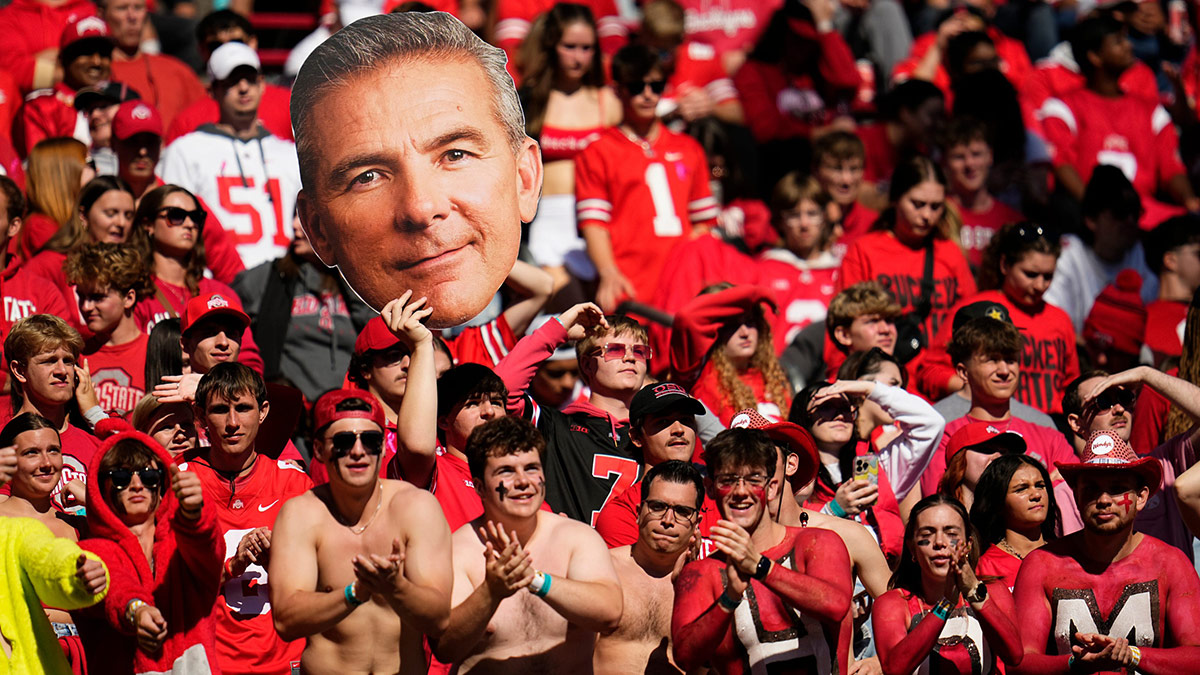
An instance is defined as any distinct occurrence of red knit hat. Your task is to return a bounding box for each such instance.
[1084,270,1146,356]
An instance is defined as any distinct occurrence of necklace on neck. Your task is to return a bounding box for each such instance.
[998,538,1025,560]
[341,481,383,535]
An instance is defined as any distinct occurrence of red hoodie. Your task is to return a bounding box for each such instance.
[77,422,225,675]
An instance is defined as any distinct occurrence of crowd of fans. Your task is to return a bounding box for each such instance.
[5,0,1200,673]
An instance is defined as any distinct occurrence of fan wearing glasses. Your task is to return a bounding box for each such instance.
[595,460,705,674]
[1066,366,1200,559]
[672,427,853,675]
[177,362,314,674]
[79,420,224,673]
[271,387,452,675]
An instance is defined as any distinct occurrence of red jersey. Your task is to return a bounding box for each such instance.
[1144,299,1187,362]
[838,230,977,349]
[951,197,1024,269]
[916,289,1079,413]
[976,544,1022,591]
[165,83,294,145]
[387,447,482,533]
[178,452,313,675]
[677,0,782,54]
[734,40,859,143]
[84,332,148,418]
[1040,90,1185,207]
[0,0,96,94]
[443,315,517,368]
[892,28,1032,103]
[13,81,86,157]
[756,248,840,352]
[575,126,718,304]
[919,414,1076,497]
[109,53,207,131]
[664,41,739,111]
[1013,534,1200,673]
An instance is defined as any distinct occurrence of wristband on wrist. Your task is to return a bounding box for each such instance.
[125,599,147,627]
[826,499,848,518]
[530,571,551,598]
[1129,645,1141,668]
[83,406,108,427]
[931,598,953,620]
[717,591,741,613]
[345,582,366,607]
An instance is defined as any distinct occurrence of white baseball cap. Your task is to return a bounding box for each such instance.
[207,41,261,82]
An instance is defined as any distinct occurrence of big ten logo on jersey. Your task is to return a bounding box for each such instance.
[223,528,272,617]
[1051,582,1159,654]
[591,454,640,527]
[216,176,292,251]
[734,552,837,673]
[4,298,38,322]
[92,367,143,415]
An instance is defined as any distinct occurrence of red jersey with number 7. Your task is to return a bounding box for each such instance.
[575,126,719,305]
[158,124,301,270]
[178,452,313,675]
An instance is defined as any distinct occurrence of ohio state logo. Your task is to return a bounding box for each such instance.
[208,295,230,309]
[132,104,152,120]
[74,16,107,36]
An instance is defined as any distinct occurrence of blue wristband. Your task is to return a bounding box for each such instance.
[531,571,552,597]
[717,591,741,612]
[345,583,365,607]
[826,499,848,518]
[931,599,952,620]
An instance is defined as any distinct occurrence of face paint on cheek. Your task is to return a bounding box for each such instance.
[495,483,508,502]
[916,539,931,547]
[1116,492,1134,513]
[749,485,766,501]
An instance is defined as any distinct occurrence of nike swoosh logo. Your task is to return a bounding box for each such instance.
[258,500,280,512]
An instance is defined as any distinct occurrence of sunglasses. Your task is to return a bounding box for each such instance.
[158,207,207,229]
[622,79,667,97]
[102,468,165,493]
[643,498,700,521]
[813,398,857,422]
[1087,387,1136,414]
[592,343,653,362]
[329,430,385,458]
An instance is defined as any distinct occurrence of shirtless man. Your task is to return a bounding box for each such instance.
[432,415,623,673]
[596,460,704,674]
[672,427,854,674]
[271,299,453,674]
[1012,430,1200,674]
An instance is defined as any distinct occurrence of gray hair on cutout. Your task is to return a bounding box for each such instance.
[290,11,527,189]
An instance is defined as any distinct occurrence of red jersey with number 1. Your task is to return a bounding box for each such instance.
[575,126,719,305]
[178,452,313,675]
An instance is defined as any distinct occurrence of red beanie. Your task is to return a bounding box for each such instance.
[1084,269,1146,356]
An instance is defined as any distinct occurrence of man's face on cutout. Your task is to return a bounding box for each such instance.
[297,54,542,328]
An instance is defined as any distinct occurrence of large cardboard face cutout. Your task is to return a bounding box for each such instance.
[291,12,542,328]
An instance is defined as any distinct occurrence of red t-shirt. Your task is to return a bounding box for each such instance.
[952,197,1024,269]
[109,53,208,132]
[665,41,739,108]
[916,289,1079,414]
[575,126,718,304]
[165,83,294,145]
[920,414,1076,497]
[676,0,782,54]
[387,447,482,533]
[838,230,977,348]
[976,543,1023,591]
[84,332,148,418]
[1144,299,1187,362]
[1040,90,1185,207]
[178,452,313,675]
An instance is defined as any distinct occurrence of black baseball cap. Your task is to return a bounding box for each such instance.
[952,300,1012,334]
[74,81,140,111]
[629,382,705,428]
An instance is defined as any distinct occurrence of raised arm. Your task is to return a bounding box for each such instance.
[269,498,357,641]
[1087,367,1200,447]
[670,285,776,387]
[869,382,946,499]
[500,260,555,337]
[537,521,623,632]
[495,303,606,413]
[383,294,439,488]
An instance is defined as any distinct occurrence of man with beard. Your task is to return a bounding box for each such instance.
[672,427,853,674]
[271,385,452,674]
[595,460,704,674]
[433,415,622,673]
[1012,430,1200,673]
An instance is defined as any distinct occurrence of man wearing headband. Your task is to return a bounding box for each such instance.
[1063,366,1200,558]
[1013,430,1200,673]
[178,362,313,674]
[271,387,453,674]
